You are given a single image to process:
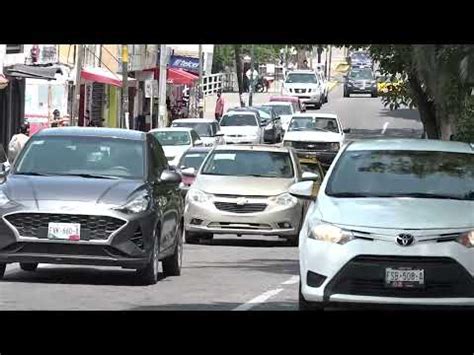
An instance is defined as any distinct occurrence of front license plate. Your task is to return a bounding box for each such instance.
[47,223,81,241]
[385,268,424,288]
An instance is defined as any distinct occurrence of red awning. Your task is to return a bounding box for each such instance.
[81,67,136,87]
[145,67,198,85]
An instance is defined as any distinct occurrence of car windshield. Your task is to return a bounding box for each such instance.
[351,52,369,60]
[288,116,339,132]
[350,70,374,80]
[285,73,318,84]
[179,151,209,170]
[172,122,212,137]
[264,104,292,116]
[151,131,191,146]
[15,136,145,179]
[220,114,257,126]
[326,150,474,200]
[201,150,294,178]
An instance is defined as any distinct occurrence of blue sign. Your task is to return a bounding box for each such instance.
[168,55,200,73]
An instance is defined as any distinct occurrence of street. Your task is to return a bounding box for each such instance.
[0,85,424,310]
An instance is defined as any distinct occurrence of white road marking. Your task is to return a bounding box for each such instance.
[381,121,390,135]
[233,275,300,311]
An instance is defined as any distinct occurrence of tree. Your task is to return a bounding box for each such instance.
[233,45,245,107]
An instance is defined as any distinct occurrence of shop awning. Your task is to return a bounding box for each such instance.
[81,67,137,87]
[5,64,63,80]
[146,67,198,85]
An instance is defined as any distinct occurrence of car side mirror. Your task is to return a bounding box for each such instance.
[195,140,203,146]
[289,181,316,200]
[0,162,9,179]
[181,167,197,177]
[343,128,351,133]
[302,171,320,182]
[160,170,182,184]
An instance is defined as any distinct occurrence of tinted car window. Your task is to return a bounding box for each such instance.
[202,150,294,178]
[220,114,257,127]
[179,151,209,170]
[326,150,474,200]
[16,136,145,179]
[152,131,191,146]
[285,73,318,84]
[172,122,212,137]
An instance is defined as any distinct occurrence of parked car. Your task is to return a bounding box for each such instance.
[262,101,297,133]
[291,139,474,310]
[176,146,212,196]
[349,51,373,69]
[219,110,265,144]
[252,105,283,144]
[343,68,377,98]
[316,71,329,103]
[269,95,306,114]
[171,118,223,147]
[149,127,203,167]
[184,145,321,245]
[281,70,323,109]
[283,113,350,169]
[0,128,184,285]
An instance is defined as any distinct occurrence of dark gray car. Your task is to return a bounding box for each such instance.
[343,68,377,97]
[0,127,184,285]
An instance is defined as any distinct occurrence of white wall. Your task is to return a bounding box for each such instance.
[0,45,5,74]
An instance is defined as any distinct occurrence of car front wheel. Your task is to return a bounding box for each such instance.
[0,263,5,280]
[136,230,160,285]
[163,223,184,277]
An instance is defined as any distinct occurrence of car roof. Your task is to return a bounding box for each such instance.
[346,139,474,154]
[149,127,194,133]
[213,144,292,153]
[263,101,292,106]
[34,127,146,140]
[172,118,216,124]
[291,113,338,119]
[224,109,258,116]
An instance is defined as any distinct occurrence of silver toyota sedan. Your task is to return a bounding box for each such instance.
[291,139,474,309]
[184,145,320,245]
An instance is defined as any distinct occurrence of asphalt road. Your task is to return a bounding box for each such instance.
[0,86,424,310]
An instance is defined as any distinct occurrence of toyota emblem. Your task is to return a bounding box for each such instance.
[236,198,248,206]
[396,233,415,246]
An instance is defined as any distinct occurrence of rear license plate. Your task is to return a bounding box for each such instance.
[47,223,81,241]
[385,268,424,288]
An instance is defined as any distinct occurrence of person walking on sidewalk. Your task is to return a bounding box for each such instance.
[215,90,225,121]
[8,124,30,163]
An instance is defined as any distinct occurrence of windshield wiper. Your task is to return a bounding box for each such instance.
[387,192,467,200]
[57,173,120,180]
[328,192,381,198]
[15,172,50,176]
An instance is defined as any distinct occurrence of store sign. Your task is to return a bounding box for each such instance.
[169,55,199,73]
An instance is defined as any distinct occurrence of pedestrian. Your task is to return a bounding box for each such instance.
[300,60,309,70]
[51,109,61,127]
[8,123,30,163]
[215,90,225,121]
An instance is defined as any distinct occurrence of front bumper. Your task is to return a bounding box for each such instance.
[283,91,321,104]
[300,238,474,306]
[185,197,303,236]
[0,202,158,269]
[346,85,377,94]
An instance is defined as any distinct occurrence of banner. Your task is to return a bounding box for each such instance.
[168,55,199,73]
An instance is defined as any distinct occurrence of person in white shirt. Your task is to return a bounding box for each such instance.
[8,124,30,163]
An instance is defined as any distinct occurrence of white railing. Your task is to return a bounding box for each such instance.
[201,73,223,96]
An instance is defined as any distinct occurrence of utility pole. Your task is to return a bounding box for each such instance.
[71,44,84,127]
[121,45,129,129]
[158,44,168,128]
[249,44,255,107]
[198,44,204,118]
[328,45,333,81]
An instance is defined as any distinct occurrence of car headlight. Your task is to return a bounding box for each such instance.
[187,188,210,204]
[0,190,10,207]
[329,142,340,151]
[269,192,298,207]
[308,223,354,245]
[456,231,474,248]
[283,141,293,147]
[116,190,150,214]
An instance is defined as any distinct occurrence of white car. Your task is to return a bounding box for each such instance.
[261,101,298,133]
[219,111,265,144]
[283,113,349,169]
[171,118,223,147]
[149,127,203,167]
[316,71,329,103]
[281,70,323,109]
[291,139,474,310]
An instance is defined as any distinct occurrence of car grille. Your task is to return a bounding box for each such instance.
[325,255,474,299]
[4,213,126,240]
[291,141,333,151]
[294,88,307,94]
[207,222,272,230]
[214,202,267,213]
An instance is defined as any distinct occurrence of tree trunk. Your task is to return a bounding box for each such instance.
[233,45,245,107]
[408,74,439,139]
[297,50,307,69]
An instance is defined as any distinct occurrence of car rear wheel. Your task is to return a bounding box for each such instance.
[324,94,329,103]
[0,263,5,279]
[343,89,349,98]
[163,224,184,277]
[371,91,378,98]
[299,282,324,311]
[136,231,160,285]
[20,263,38,272]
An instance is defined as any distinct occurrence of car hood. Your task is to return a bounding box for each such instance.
[316,195,474,229]
[162,145,190,158]
[194,175,295,196]
[2,175,145,206]
[220,126,259,136]
[284,131,342,143]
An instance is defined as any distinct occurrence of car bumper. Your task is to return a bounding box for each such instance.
[284,92,321,103]
[346,86,377,94]
[300,238,474,306]
[185,199,303,236]
[0,203,158,269]
[224,137,261,145]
